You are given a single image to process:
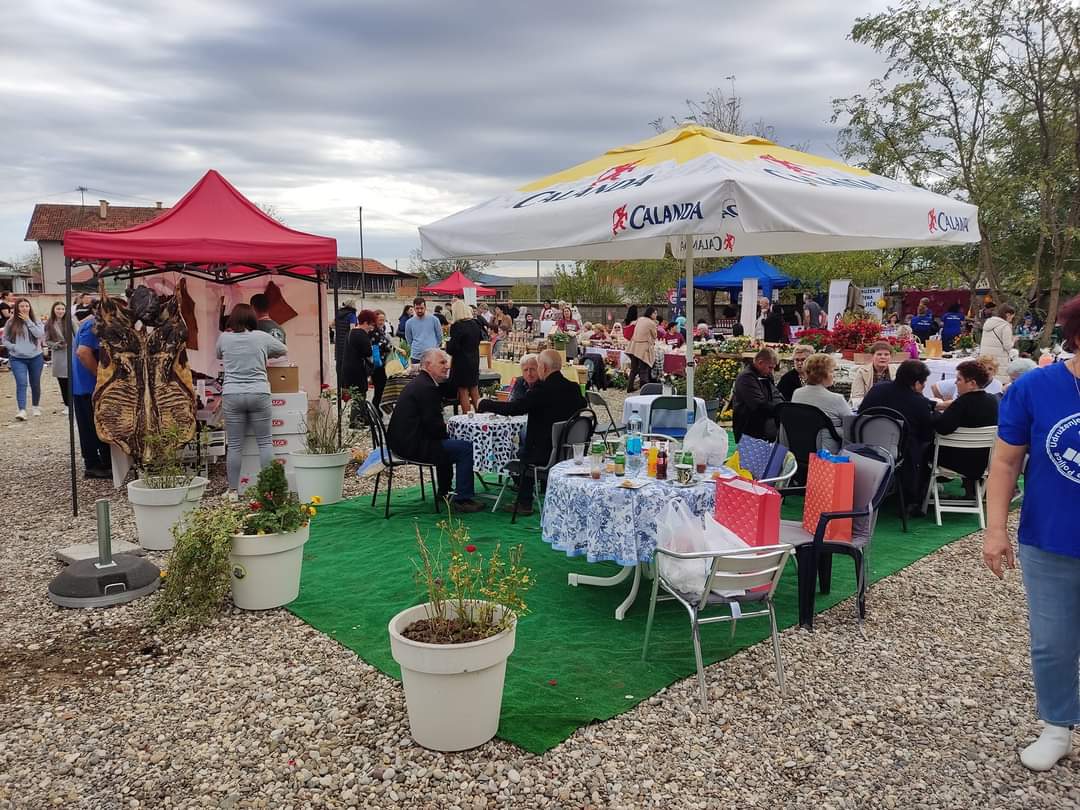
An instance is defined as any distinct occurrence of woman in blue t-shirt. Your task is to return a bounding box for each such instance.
[985,293,1080,771]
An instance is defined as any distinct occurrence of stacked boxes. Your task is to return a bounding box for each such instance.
[235,391,308,492]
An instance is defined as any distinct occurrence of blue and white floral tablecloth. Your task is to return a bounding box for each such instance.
[447,413,527,473]
[541,460,720,566]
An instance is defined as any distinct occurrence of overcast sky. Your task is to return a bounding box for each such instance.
[0,0,893,277]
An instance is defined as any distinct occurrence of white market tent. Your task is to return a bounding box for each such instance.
[420,124,981,408]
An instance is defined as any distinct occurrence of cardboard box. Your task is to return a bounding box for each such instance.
[241,431,306,456]
[268,366,300,393]
[270,392,308,411]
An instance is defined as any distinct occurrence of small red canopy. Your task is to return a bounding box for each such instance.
[63,170,337,267]
[421,270,495,297]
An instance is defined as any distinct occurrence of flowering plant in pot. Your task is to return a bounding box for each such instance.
[127,425,209,551]
[388,514,532,751]
[831,314,884,357]
[230,461,319,611]
[290,399,352,505]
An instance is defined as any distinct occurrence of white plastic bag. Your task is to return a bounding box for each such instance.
[684,418,730,467]
[656,499,710,594]
[703,515,751,597]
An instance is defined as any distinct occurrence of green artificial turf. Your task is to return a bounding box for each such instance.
[288,483,982,753]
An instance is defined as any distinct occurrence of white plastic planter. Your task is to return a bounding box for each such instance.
[229,524,309,610]
[289,450,350,505]
[388,602,516,751]
[127,476,209,551]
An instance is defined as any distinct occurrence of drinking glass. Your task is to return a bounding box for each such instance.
[572,443,585,465]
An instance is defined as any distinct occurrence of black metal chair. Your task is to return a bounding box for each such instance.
[586,391,625,438]
[850,406,909,532]
[646,395,692,439]
[494,408,597,523]
[639,382,663,395]
[777,443,895,631]
[363,401,441,519]
[775,402,844,491]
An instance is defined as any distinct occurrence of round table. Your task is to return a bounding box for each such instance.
[446,413,527,473]
[541,460,727,619]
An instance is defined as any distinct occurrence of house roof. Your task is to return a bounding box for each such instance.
[25,203,169,242]
[338,257,416,278]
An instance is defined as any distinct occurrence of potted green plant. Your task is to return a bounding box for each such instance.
[127,426,209,551]
[151,503,241,628]
[230,461,319,611]
[290,397,352,505]
[388,514,531,751]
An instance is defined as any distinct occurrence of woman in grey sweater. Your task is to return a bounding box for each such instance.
[792,353,854,453]
[2,298,45,421]
[216,303,288,498]
[44,302,73,415]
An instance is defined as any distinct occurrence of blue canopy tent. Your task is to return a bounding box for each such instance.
[678,255,795,299]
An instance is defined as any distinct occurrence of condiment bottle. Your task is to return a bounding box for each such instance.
[656,446,668,480]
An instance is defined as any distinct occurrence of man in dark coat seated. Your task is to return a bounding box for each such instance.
[731,348,784,441]
[386,348,484,512]
[858,359,936,515]
[478,348,587,516]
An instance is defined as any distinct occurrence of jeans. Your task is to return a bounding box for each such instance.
[72,393,111,470]
[223,392,273,490]
[1020,543,1080,726]
[437,439,475,502]
[9,354,44,410]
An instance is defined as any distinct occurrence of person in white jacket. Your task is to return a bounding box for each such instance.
[978,303,1016,381]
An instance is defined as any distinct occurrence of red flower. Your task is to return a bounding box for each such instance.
[465,544,477,553]
[249,501,261,511]
[341,393,351,402]
[321,383,331,390]
[548,679,558,686]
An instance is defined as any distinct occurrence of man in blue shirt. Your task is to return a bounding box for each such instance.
[940,303,965,350]
[910,299,939,343]
[72,304,112,478]
[404,297,444,365]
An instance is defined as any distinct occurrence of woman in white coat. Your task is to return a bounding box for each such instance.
[978,303,1016,381]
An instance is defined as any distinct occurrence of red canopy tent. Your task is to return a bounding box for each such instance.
[420,270,495,297]
[61,169,340,516]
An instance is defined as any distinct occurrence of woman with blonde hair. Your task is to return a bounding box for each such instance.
[446,299,483,412]
[792,353,853,452]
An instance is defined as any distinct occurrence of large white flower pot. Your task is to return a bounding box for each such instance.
[388,602,516,751]
[127,476,209,551]
[289,450,350,505]
[229,524,309,610]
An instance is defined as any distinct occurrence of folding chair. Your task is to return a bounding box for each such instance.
[642,544,794,711]
[926,425,998,528]
[646,395,692,439]
[492,408,597,522]
[775,402,843,490]
[586,391,626,438]
[849,406,909,532]
[364,401,441,519]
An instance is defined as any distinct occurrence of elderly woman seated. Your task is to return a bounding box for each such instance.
[510,353,540,401]
[1006,357,1038,384]
[850,340,896,407]
[777,343,815,401]
[791,353,853,452]
[931,355,1004,400]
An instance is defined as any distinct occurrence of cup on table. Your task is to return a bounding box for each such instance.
[589,452,603,480]
[572,443,585,465]
[694,451,707,475]
[675,464,694,485]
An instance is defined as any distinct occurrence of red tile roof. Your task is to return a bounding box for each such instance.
[337,256,416,277]
[25,203,169,242]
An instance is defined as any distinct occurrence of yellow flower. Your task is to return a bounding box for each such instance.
[310,495,323,505]
[159,570,168,578]
[257,530,266,536]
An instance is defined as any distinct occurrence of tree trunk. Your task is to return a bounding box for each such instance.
[708,290,716,324]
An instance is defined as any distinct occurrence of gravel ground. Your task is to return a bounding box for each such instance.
[1,370,1076,809]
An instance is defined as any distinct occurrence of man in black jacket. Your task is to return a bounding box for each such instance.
[386,348,483,512]
[859,359,937,514]
[478,349,586,515]
[731,349,784,441]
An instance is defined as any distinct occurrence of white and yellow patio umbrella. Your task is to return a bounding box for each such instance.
[420,124,981,407]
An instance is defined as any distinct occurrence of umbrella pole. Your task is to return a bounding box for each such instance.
[683,237,695,416]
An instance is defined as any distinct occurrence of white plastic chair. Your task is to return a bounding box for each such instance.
[642,544,794,711]
[927,425,998,528]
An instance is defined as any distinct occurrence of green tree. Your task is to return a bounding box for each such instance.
[510,281,537,301]
[551,261,621,303]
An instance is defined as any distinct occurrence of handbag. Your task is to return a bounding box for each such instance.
[714,476,781,547]
[371,343,383,369]
[802,450,856,541]
[736,435,787,480]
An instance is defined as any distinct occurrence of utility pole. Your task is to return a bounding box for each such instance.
[358,207,365,305]
[536,260,541,301]
[77,186,87,207]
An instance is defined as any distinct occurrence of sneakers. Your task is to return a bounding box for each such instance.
[452,499,484,513]
[1020,724,1073,771]
[32,407,41,417]
[14,409,26,421]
